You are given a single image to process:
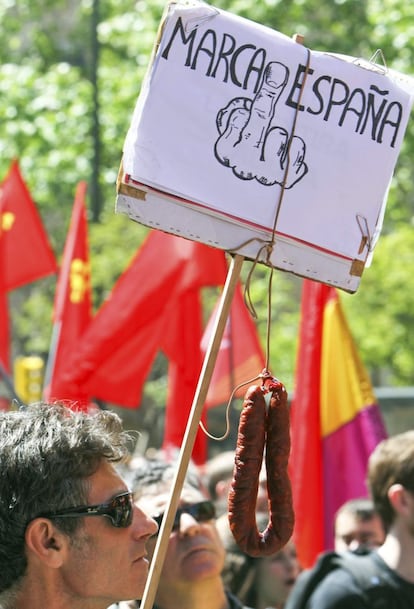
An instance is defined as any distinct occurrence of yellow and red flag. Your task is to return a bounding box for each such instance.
[289,279,387,568]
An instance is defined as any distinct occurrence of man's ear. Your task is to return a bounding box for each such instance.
[388,483,413,517]
[25,519,68,568]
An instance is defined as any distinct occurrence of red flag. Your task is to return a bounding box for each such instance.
[161,290,206,464]
[158,246,228,465]
[0,190,13,409]
[44,182,92,406]
[202,282,266,408]
[0,191,10,374]
[50,232,227,408]
[290,279,387,568]
[1,160,57,290]
[0,289,9,375]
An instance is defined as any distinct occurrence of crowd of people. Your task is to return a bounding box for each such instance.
[1,402,413,609]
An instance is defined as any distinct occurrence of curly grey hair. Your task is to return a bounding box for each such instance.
[0,402,132,599]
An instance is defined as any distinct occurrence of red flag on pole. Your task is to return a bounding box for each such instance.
[0,191,10,374]
[0,160,57,290]
[202,282,266,408]
[43,182,92,406]
[0,290,9,375]
[156,242,228,465]
[0,189,14,409]
[50,232,227,408]
[161,290,206,464]
[290,279,387,568]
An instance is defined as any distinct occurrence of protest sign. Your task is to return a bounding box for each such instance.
[116,1,414,292]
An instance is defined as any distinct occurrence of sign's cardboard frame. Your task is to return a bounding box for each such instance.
[116,1,414,293]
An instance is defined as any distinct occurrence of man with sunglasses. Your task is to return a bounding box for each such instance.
[112,456,249,609]
[0,402,158,609]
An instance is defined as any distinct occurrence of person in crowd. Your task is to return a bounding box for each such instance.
[216,511,301,609]
[334,497,385,554]
[113,455,250,609]
[204,451,268,517]
[286,430,414,608]
[0,402,158,609]
[204,451,236,517]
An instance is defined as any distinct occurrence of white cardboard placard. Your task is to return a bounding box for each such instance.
[116,1,414,292]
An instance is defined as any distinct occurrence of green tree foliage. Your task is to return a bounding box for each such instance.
[1,0,414,409]
[342,225,414,386]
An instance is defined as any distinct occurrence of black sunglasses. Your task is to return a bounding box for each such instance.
[35,491,134,528]
[153,500,216,532]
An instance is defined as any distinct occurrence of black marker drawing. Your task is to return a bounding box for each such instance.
[214,61,308,188]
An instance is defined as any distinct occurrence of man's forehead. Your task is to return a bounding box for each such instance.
[336,510,379,532]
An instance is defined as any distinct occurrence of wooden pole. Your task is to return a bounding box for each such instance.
[140,253,244,609]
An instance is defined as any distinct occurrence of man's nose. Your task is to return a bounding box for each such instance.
[347,538,362,552]
[132,505,159,538]
[178,512,201,536]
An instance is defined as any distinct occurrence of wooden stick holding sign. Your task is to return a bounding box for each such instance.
[140,253,244,609]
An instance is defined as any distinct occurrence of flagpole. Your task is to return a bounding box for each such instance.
[140,252,244,609]
[43,320,62,394]
[0,359,21,403]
